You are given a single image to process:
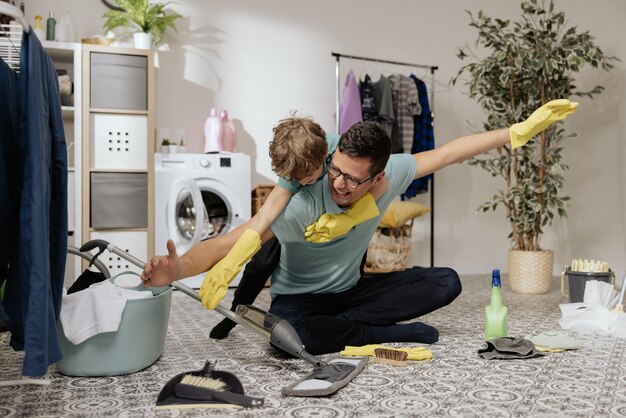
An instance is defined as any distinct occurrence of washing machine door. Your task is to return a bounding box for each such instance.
[195,178,247,237]
[167,177,209,255]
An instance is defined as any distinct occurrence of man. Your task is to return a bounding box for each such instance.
[142,99,578,354]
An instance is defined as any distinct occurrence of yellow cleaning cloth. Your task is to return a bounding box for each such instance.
[340,344,432,361]
[534,345,566,353]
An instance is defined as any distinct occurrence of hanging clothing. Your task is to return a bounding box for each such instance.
[0,56,20,298]
[0,30,68,377]
[389,74,420,154]
[372,75,395,143]
[403,75,434,198]
[359,74,377,121]
[338,70,363,134]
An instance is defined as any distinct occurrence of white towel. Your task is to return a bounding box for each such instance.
[60,281,128,345]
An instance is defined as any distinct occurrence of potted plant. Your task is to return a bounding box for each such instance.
[102,0,182,49]
[452,0,617,293]
[160,138,170,154]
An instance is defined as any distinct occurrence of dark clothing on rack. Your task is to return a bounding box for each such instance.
[359,74,377,121]
[372,75,395,146]
[403,75,434,198]
[0,31,68,377]
[269,267,461,354]
[0,58,20,296]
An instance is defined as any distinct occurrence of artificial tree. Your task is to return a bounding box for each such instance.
[452,0,616,292]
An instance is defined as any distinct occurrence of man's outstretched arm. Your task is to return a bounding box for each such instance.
[412,99,579,180]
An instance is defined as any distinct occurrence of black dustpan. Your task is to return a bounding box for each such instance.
[155,361,263,410]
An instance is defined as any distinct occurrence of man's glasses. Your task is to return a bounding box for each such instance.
[326,154,377,189]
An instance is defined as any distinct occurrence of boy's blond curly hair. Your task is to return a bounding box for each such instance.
[269,115,328,181]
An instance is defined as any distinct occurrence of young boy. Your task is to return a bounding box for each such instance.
[198,115,388,324]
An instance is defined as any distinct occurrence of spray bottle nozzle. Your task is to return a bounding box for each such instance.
[491,269,501,287]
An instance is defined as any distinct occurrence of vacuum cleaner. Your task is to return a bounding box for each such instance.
[80,239,367,397]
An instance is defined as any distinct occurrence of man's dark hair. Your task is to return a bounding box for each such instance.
[338,122,392,176]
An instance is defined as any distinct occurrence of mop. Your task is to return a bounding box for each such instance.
[80,240,368,398]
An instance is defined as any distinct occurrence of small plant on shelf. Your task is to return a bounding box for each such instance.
[102,0,182,46]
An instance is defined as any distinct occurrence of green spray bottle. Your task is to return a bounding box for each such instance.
[484,269,508,340]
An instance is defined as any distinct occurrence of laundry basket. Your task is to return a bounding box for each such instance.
[364,201,429,273]
[364,221,413,273]
[55,246,172,376]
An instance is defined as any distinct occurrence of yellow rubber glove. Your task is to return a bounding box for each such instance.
[199,229,261,310]
[509,99,579,149]
[304,192,380,243]
[340,344,432,361]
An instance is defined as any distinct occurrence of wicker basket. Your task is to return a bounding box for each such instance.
[364,220,413,273]
[251,184,275,216]
[508,249,553,294]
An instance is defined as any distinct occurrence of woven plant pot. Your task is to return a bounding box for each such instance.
[508,250,554,294]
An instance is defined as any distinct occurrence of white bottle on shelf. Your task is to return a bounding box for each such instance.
[219,110,237,152]
[203,108,223,153]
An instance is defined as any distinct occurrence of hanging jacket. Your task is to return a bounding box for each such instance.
[359,74,377,121]
[0,57,20,301]
[403,75,434,198]
[1,31,68,377]
[338,70,363,134]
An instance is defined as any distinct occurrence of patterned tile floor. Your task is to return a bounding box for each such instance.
[2,275,626,417]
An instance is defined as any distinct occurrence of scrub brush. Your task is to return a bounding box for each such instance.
[373,348,409,367]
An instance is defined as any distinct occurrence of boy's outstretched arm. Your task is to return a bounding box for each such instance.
[198,186,291,309]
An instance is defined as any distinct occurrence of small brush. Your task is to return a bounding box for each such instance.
[175,375,264,407]
[180,374,228,391]
[373,348,409,367]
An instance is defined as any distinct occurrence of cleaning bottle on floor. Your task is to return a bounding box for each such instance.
[485,269,508,340]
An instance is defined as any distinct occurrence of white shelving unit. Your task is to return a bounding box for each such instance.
[43,41,155,282]
[81,44,155,276]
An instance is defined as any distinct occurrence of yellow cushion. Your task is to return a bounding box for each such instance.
[379,201,430,228]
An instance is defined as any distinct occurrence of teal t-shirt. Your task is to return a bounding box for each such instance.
[269,153,416,297]
[276,134,340,193]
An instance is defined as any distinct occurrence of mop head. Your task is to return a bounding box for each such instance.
[281,357,368,397]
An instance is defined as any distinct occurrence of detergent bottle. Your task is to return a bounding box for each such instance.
[203,108,223,153]
[484,269,508,340]
[46,11,56,41]
[219,110,237,152]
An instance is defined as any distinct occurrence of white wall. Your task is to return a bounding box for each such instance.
[26,0,626,275]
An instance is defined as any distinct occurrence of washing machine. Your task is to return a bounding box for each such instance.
[155,152,251,288]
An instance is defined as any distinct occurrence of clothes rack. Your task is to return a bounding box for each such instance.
[0,2,29,32]
[332,51,437,267]
[0,2,28,72]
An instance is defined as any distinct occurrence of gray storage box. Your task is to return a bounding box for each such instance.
[90,52,147,110]
[90,172,147,228]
